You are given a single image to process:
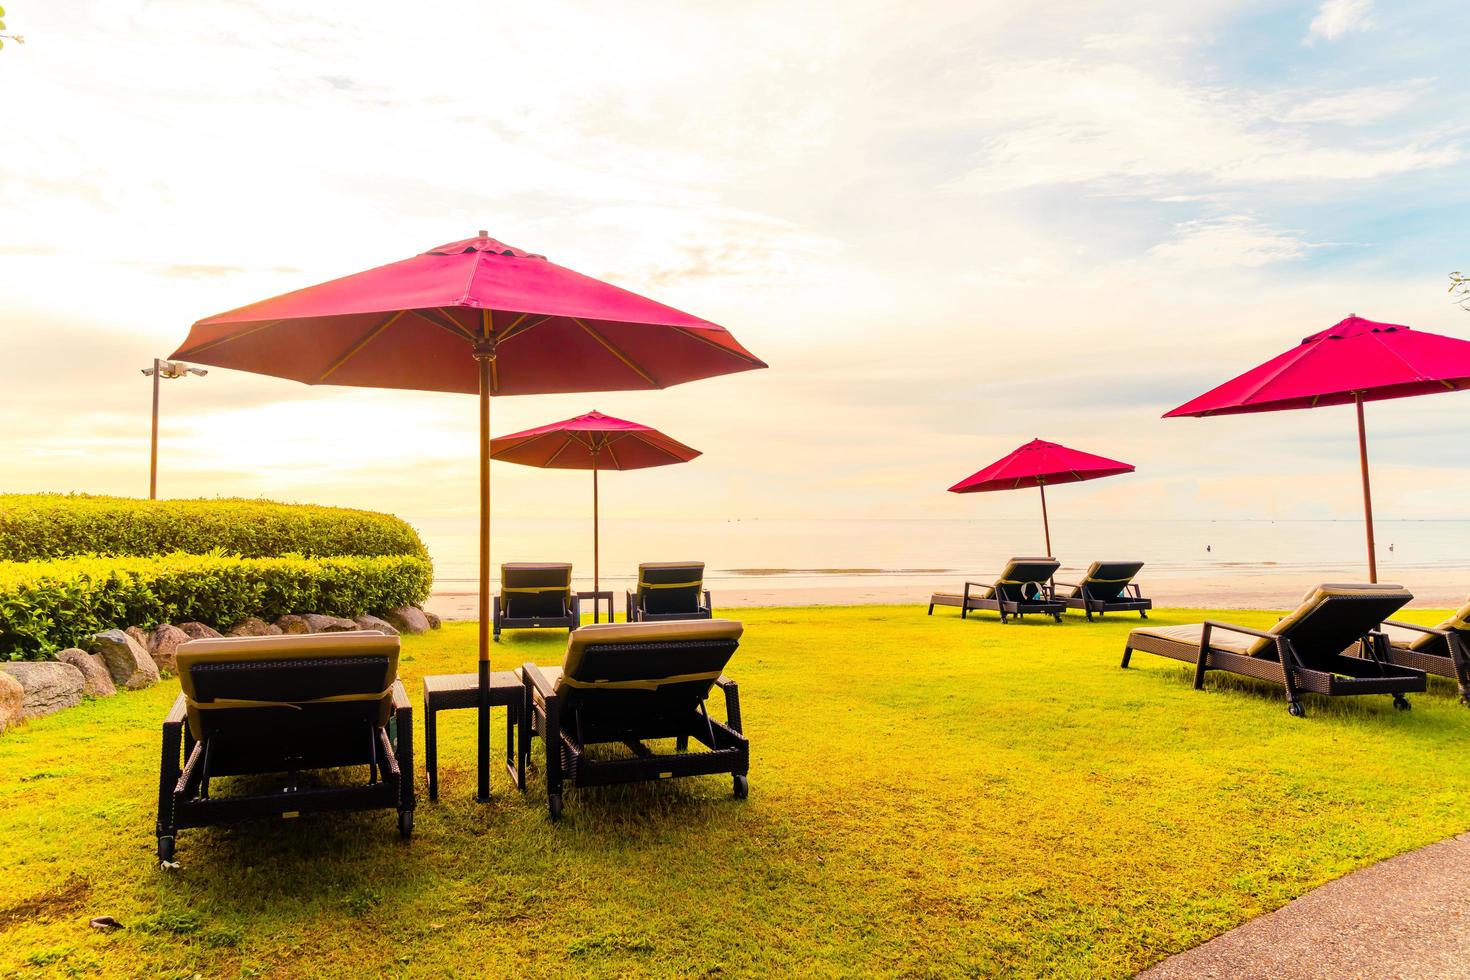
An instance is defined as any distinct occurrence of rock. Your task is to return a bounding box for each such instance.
[125,625,151,650]
[424,611,442,630]
[382,606,430,635]
[353,614,399,636]
[55,648,115,697]
[0,671,23,734]
[86,629,160,690]
[275,614,311,635]
[0,662,85,719]
[177,621,222,641]
[148,625,190,675]
[227,617,281,637]
[301,613,358,633]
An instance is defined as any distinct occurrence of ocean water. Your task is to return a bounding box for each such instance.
[409,516,1470,596]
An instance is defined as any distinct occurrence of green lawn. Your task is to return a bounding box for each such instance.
[4,605,1470,978]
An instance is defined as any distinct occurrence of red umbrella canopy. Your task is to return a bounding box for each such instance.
[171,233,766,393]
[948,439,1135,493]
[1165,315,1470,418]
[490,411,698,470]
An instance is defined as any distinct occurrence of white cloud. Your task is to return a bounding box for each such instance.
[1148,217,1315,271]
[1308,0,1376,43]
[1274,81,1431,125]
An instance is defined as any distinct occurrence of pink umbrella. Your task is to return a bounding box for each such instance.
[172,232,765,801]
[1166,315,1470,581]
[948,439,1135,554]
[491,410,699,595]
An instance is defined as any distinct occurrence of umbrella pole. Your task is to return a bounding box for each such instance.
[593,462,600,600]
[1039,481,1052,556]
[1355,392,1378,583]
[476,356,492,802]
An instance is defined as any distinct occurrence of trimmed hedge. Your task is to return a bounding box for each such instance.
[0,494,427,562]
[0,553,433,659]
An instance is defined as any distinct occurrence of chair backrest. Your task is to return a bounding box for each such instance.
[501,562,573,618]
[635,561,706,616]
[177,631,399,740]
[1412,597,1470,650]
[554,618,741,720]
[992,558,1060,601]
[1071,560,1145,601]
[1254,584,1412,665]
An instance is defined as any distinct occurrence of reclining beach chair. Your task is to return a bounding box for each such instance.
[626,561,712,622]
[1056,561,1153,621]
[156,631,413,861]
[1363,598,1470,706]
[495,562,580,640]
[517,619,748,820]
[1121,584,1425,717]
[927,558,1065,623]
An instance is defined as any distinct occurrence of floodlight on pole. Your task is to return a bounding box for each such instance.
[141,358,207,499]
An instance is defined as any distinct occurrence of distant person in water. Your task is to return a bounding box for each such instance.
[1206,544,1211,553]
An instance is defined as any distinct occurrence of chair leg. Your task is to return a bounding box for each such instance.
[425,703,438,802]
[1120,645,1133,668]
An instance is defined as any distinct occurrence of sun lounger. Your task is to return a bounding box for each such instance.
[1363,598,1470,705]
[156,631,413,861]
[1121,584,1425,716]
[1055,560,1153,620]
[625,561,712,622]
[516,619,748,820]
[495,562,580,640]
[927,558,1065,623]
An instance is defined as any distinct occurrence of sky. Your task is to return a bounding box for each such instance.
[3,0,1470,527]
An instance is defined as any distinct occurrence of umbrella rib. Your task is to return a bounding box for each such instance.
[414,307,476,342]
[317,310,407,382]
[496,314,553,346]
[603,439,621,470]
[671,326,768,367]
[626,431,695,461]
[570,318,659,386]
[544,439,574,465]
[175,319,285,357]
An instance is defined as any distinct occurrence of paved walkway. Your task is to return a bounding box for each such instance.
[1141,832,1470,978]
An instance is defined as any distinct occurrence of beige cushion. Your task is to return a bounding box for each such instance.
[1382,623,1438,651]
[176,630,398,698]
[1129,623,1256,655]
[558,619,742,694]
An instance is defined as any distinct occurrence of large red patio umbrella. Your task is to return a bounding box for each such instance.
[490,410,699,598]
[171,232,765,800]
[1166,315,1470,582]
[948,439,1134,554]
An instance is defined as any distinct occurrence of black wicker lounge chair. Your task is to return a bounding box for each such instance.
[1121,583,1425,716]
[927,558,1065,623]
[495,562,580,640]
[1056,560,1153,620]
[516,619,748,820]
[1359,598,1470,705]
[156,631,413,861]
[625,561,712,622]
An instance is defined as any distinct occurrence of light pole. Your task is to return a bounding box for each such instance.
[141,359,207,499]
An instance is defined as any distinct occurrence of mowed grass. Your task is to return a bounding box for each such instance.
[4,605,1470,978]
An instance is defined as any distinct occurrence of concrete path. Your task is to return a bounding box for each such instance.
[1141,832,1470,978]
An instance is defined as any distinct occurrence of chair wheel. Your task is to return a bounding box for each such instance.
[157,835,175,862]
[548,793,563,821]
[398,810,414,839]
[1287,701,1305,718]
[733,775,749,799]
[1394,696,1411,712]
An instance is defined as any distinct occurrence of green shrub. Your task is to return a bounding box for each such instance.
[0,552,433,659]
[0,494,427,562]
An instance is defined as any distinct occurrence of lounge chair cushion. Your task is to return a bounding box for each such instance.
[177,631,400,739]
[501,562,573,618]
[1384,598,1470,651]
[1128,623,1256,655]
[1068,561,1145,601]
[635,561,706,616]
[557,618,742,695]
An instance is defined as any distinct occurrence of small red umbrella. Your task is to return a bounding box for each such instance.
[1166,315,1470,581]
[948,439,1135,555]
[172,232,765,800]
[491,410,699,596]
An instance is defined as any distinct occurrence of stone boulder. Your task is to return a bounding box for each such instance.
[301,613,358,633]
[148,625,191,675]
[177,621,222,641]
[55,648,115,697]
[353,614,399,636]
[382,606,430,635]
[125,625,151,650]
[424,611,442,630]
[86,630,160,690]
[0,662,85,719]
[275,614,311,635]
[0,671,23,734]
[228,617,281,637]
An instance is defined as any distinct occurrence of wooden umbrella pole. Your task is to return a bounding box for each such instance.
[1355,392,1378,584]
[475,353,492,802]
[593,462,600,597]
[1039,480,1052,556]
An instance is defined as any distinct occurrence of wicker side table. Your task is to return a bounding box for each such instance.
[422,671,521,801]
